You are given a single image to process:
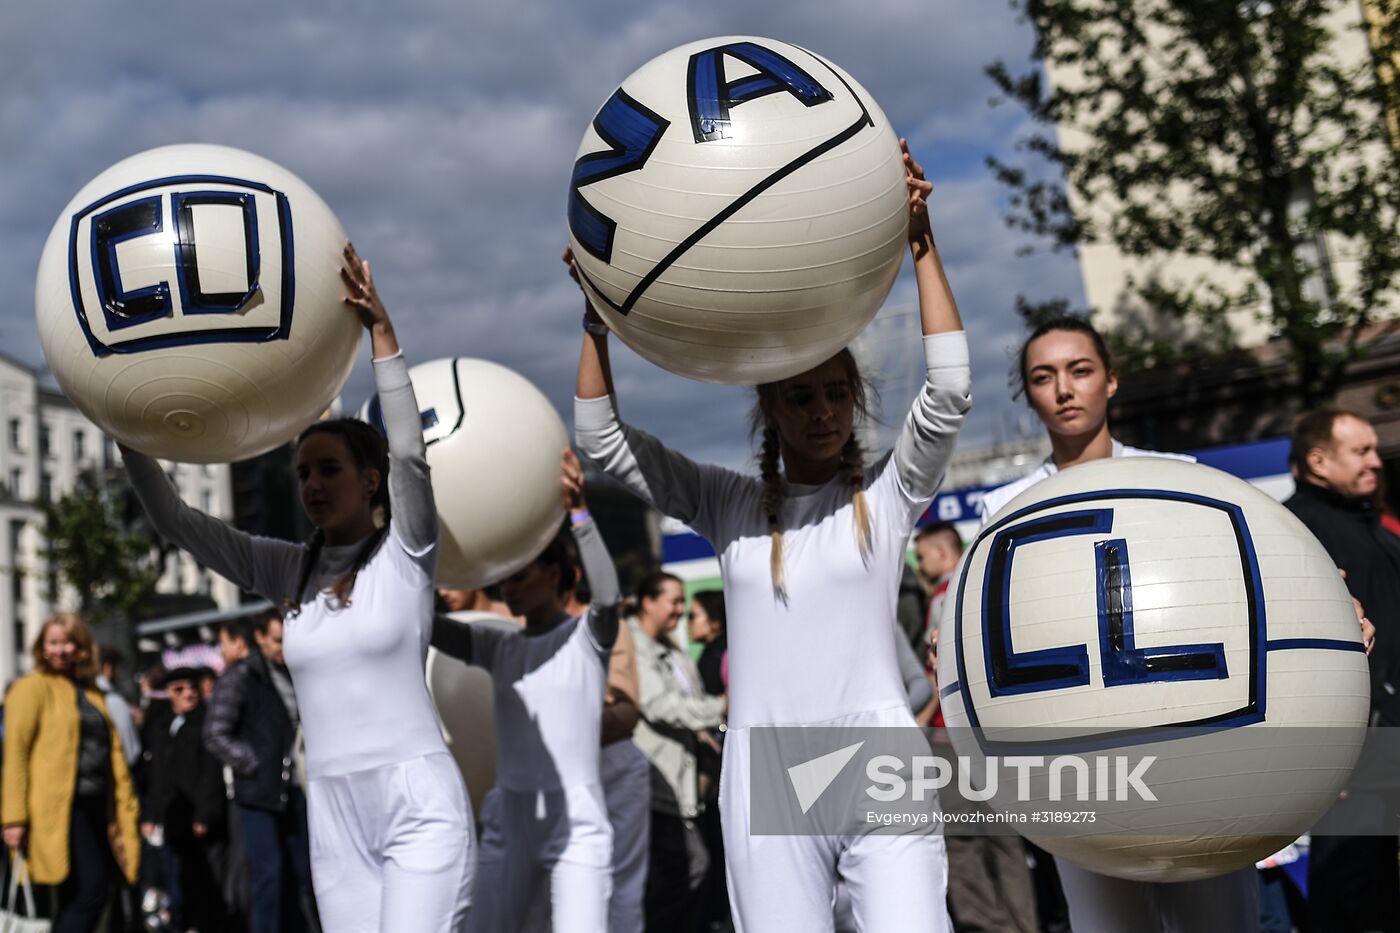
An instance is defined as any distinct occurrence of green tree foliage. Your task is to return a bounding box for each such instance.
[989,0,1400,402]
[39,467,164,625]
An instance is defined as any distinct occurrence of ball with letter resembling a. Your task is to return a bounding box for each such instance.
[35,144,360,463]
[938,457,1369,882]
[568,37,906,385]
[363,357,568,589]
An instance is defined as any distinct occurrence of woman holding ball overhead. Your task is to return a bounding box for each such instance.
[121,245,473,933]
[572,141,968,932]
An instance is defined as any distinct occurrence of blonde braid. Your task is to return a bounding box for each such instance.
[843,434,873,560]
[759,426,787,600]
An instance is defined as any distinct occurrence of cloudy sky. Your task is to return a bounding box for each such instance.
[1,1,1084,471]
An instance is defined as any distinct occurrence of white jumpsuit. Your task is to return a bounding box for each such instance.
[979,443,1260,933]
[125,353,474,933]
[577,332,971,933]
[434,516,620,933]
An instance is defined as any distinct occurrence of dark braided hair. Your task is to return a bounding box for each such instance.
[283,418,392,617]
[750,347,875,600]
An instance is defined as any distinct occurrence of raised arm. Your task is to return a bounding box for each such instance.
[890,141,972,504]
[342,244,436,555]
[563,449,620,649]
[122,447,271,593]
[565,248,738,532]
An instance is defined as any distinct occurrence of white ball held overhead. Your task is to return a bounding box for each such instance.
[35,144,361,463]
[939,458,1369,882]
[568,36,906,385]
[363,358,568,589]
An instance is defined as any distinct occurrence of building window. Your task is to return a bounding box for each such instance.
[9,520,24,609]
[39,425,51,459]
[7,419,19,451]
[72,431,86,463]
[8,469,20,499]
[39,472,52,502]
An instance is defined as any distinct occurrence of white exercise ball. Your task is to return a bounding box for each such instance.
[427,611,520,816]
[938,457,1369,882]
[34,144,360,463]
[364,357,568,588]
[567,36,905,385]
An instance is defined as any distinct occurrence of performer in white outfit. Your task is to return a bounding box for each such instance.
[432,451,619,933]
[572,142,967,933]
[976,315,1258,933]
[123,245,473,933]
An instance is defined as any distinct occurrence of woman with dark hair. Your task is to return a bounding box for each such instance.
[432,449,621,933]
[121,245,473,932]
[688,590,727,698]
[976,315,1257,932]
[573,142,968,931]
[2,613,141,933]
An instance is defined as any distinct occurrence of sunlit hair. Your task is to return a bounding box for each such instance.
[749,348,875,600]
[283,419,391,617]
[32,613,98,684]
[1013,316,1114,400]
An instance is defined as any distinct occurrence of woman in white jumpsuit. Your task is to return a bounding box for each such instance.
[572,143,968,933]
[431,451,619,933]
[976,315,1260,933]
[123,245,474,933]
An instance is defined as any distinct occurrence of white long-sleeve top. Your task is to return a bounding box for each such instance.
[124,354,448,780]
[576,332,971,729]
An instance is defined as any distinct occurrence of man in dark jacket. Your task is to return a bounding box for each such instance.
[1285,408,1400,933]
[205,613,318,933]
[143,666,228,932]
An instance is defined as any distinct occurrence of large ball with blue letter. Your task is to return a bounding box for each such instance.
[35,144,361,463]
[567,37,905,384]
[361,358,568,589]
[938,457,1369,881]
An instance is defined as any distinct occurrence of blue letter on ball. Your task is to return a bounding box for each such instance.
[687,41,833,143]
[568,89,670,263]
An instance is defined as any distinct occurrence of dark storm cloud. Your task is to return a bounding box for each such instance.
[0,0,1081,471]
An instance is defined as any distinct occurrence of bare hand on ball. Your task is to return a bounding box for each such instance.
[561,448,588,515]
[341,242,400,359]
[901,138,934,250]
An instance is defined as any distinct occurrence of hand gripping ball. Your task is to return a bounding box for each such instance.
[938,458,1369,881]
[364,358,569,589]
[567,37,906,384]
[35,144,360,463]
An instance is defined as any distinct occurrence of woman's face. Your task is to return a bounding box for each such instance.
[1023,330,1117,439]
[688,600,713,643]
[42,624,75,674]
[766,357,855,472]
[500,561,560,621]
[643,580,686,634]
[295,433,379,534]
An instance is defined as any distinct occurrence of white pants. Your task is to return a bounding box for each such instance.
[306,752,474,933]
[1055,858,1260,933]
[470,783,613,933]
[721,719,951,933]
[601,741,650,933]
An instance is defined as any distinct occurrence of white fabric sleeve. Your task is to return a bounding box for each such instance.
[374,353,437,559]
[574,395,743,540]
[572,516,620,650]
[888,331,973,514]
[121,449,303,600]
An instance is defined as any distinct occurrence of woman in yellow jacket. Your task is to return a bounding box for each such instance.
[2,613,140,932]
